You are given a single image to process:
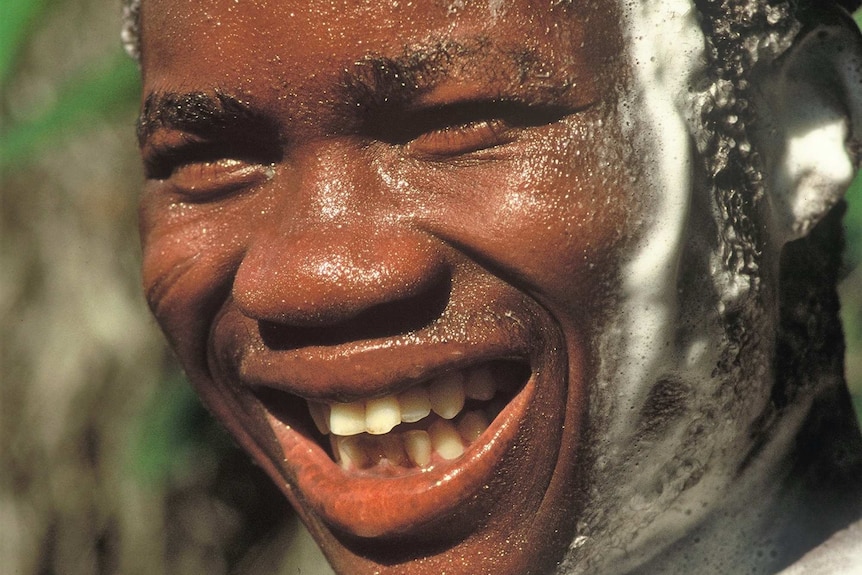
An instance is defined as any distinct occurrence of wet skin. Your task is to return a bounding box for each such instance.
[137,1,638,573]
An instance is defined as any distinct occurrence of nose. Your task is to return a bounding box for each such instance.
[233,225,449,328]
[231,144,450,341]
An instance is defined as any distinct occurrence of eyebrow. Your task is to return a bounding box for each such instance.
[137,39,560,145]
[337,41,479,112]
[338,40,579,118]
[136,91,269,147]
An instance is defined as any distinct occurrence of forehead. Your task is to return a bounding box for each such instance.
[139,0,622,109]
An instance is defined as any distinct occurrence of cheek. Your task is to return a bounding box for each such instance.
[419,128,633,320]
[506,177,627,306]
[139,191,251,359]
[517,125,636,314]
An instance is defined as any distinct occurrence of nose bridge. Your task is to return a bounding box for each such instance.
[232,143,446,326]
[292,143,359,225]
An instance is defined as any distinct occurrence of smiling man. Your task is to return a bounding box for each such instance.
[125,0,862,573]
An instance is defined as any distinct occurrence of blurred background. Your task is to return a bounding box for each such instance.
[1,1,328,573]
[1,2,861,574]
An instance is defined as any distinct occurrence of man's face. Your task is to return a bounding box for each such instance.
[138,1,641,573]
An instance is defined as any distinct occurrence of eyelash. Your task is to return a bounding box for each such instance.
[382,101,570,158]
[145,140,239,178]
[406,118,512,157]
[144,141,277,200]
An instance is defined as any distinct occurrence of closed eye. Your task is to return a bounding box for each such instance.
[143,137,279,201]
[374,101,572,159]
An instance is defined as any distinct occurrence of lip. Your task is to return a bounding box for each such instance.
[237,329,533,401]
[262,362,535,538]
[173,266,585,575]
[209,302,549,540]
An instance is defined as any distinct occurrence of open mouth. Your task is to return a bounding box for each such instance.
[257,360,529,476]
[244,349,544,539]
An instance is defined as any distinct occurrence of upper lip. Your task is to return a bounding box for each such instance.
[239,332,527,402]
[234,313,534,402]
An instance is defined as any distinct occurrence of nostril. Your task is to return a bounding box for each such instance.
[233,228,453,327]
[259,270,451,350]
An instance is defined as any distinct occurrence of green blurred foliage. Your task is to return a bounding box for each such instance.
[126,370,211,486]
[843,169,862,417]
[0,0,51,86]
[1,54,140,168]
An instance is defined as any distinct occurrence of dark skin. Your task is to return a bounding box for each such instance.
[137,1,639,573]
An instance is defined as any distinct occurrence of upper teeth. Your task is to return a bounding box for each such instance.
[309,365,500,437]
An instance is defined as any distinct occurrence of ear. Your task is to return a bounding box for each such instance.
[756,8,862,244]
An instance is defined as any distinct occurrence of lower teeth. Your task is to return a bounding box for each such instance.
[332,407,497,471]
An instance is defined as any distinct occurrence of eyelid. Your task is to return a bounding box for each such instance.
[142,131,219,176]
[143,136,277,200]
[405,118,515,158]
[391,100,572,159]
[170,159,274,199]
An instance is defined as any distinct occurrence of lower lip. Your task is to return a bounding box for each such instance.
[264,371,536,538]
